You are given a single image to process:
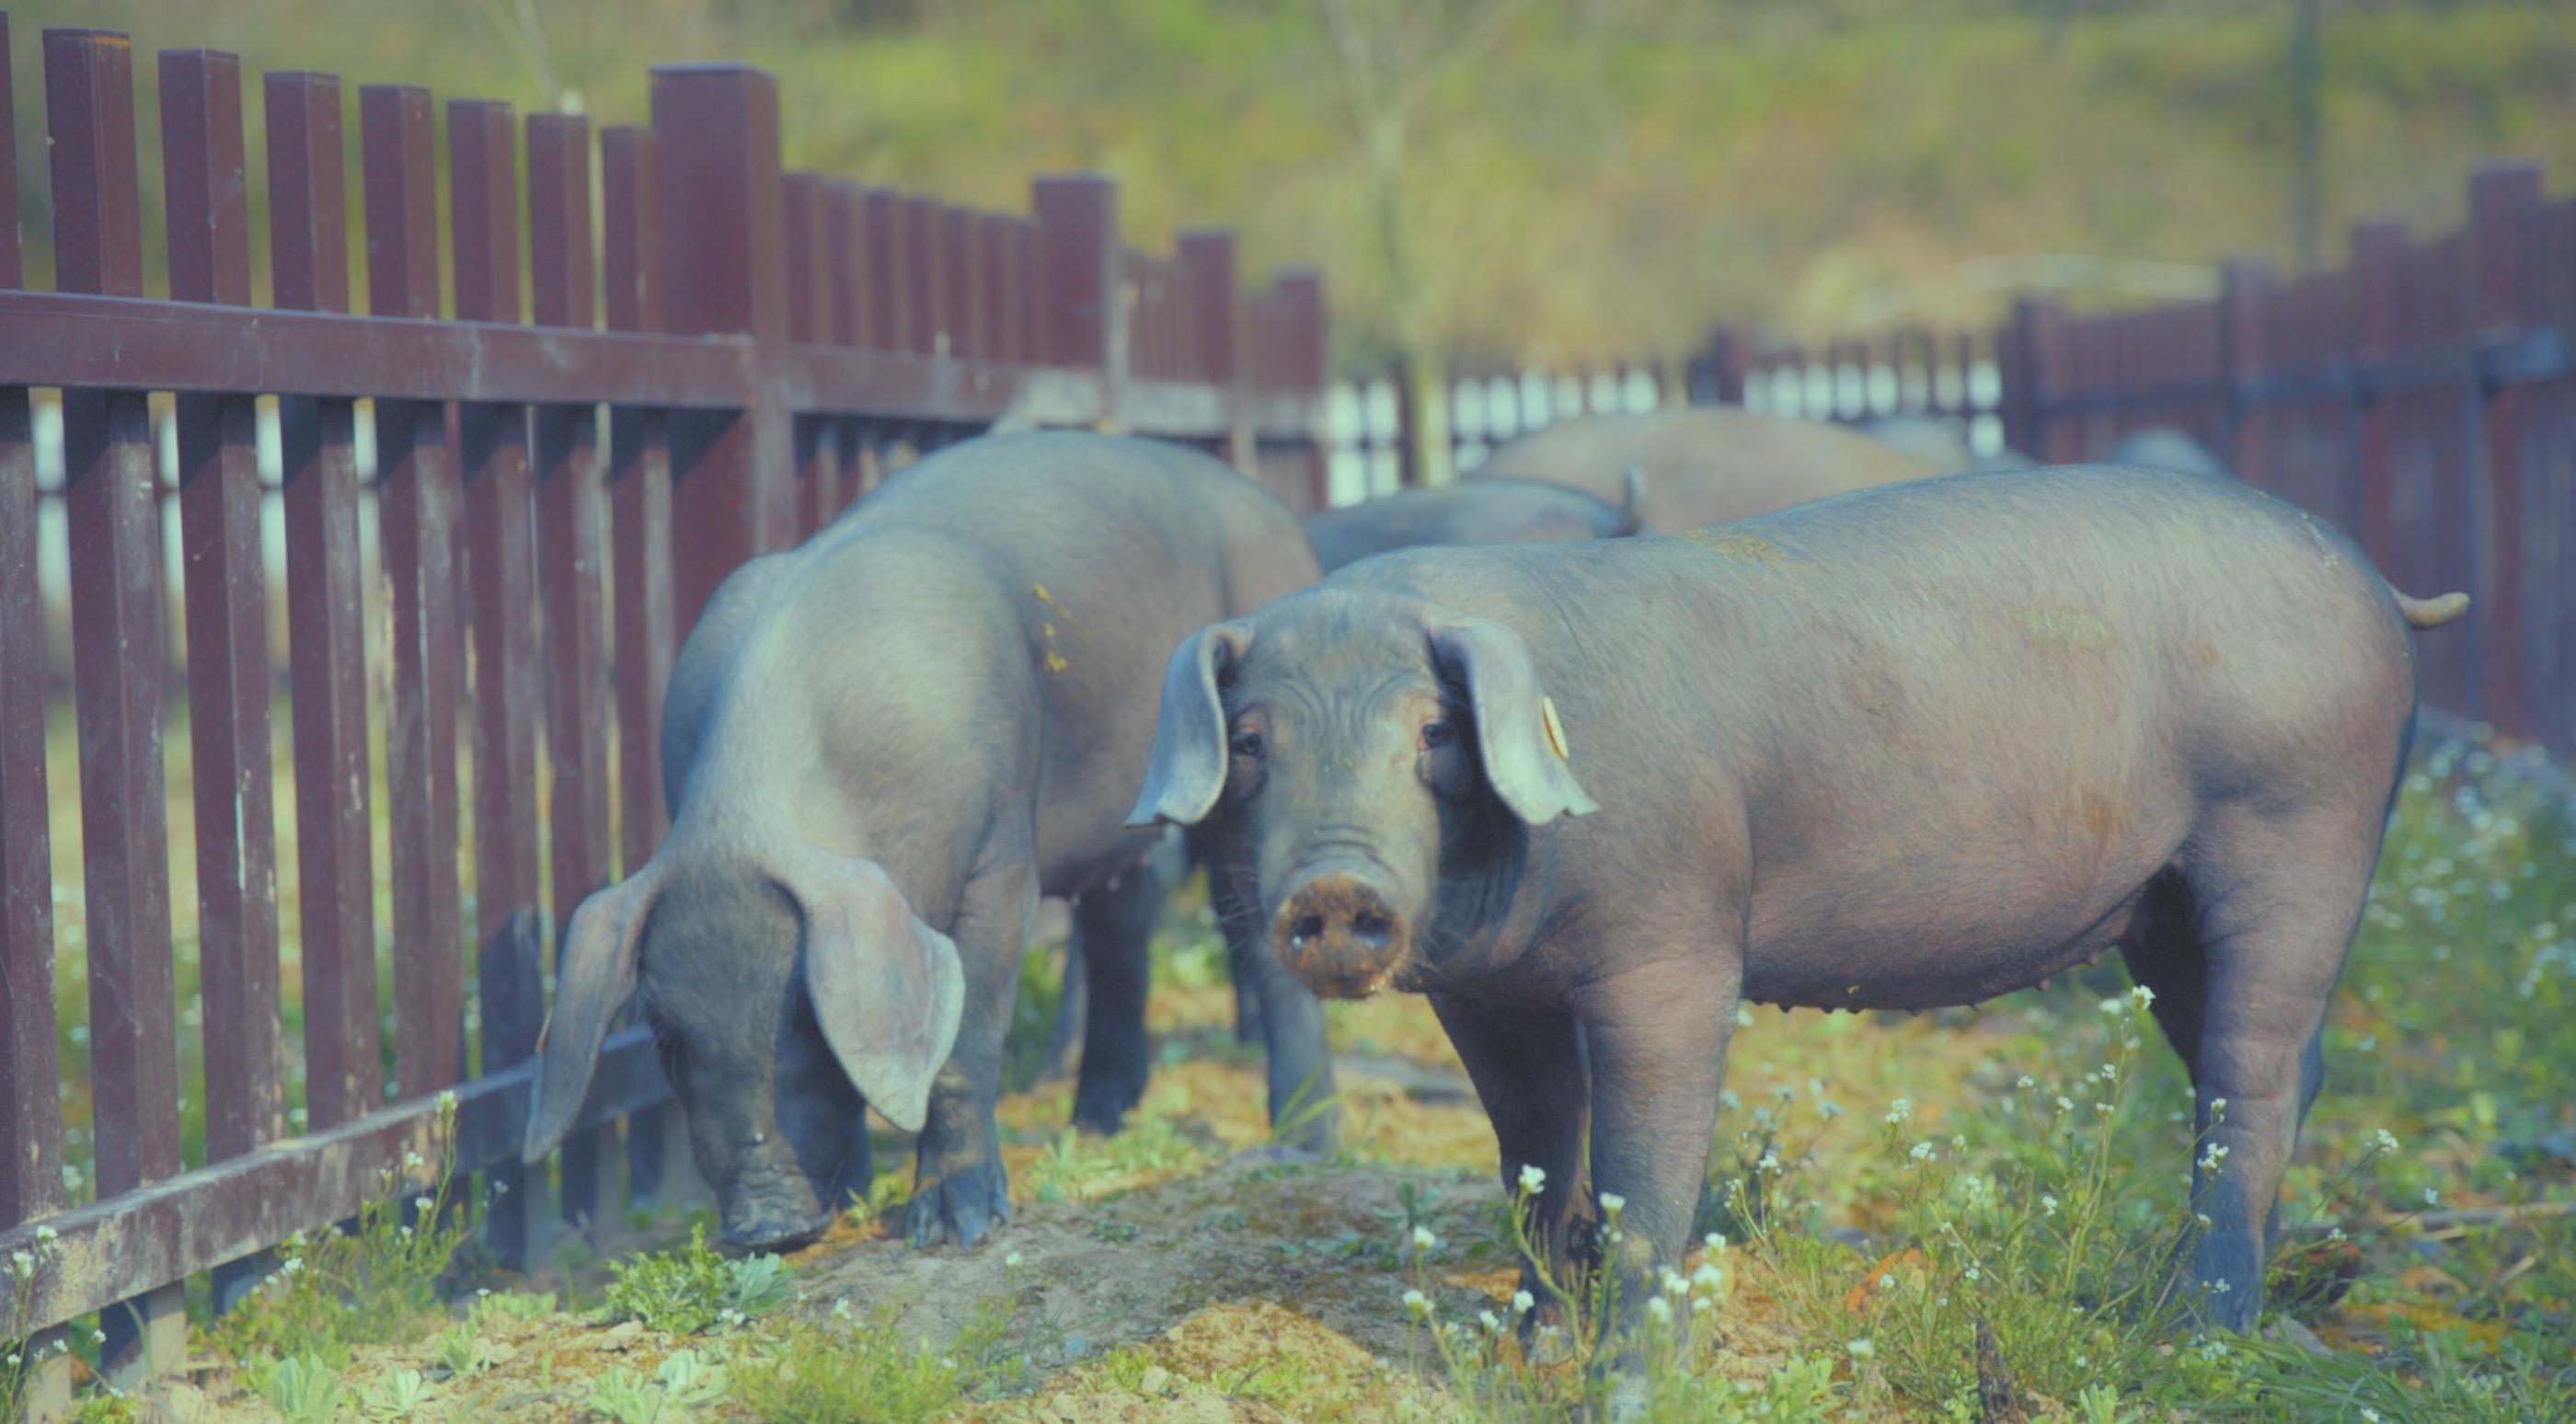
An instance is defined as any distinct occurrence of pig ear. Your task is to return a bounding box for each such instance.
[799,856,965,1134]
[1127,621,1251,829]
[1429,616,1601,825]
[525,874,656,1164]
[1614,465,1649,535]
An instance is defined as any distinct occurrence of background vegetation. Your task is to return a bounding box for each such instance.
[6,0,2576,367]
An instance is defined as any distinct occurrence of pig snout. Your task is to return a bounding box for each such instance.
[1271,861,1407,998]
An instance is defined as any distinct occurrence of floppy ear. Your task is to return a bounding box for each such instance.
[798,856,965,1134]
[1428,616,1601,825]
[1125,620,1251,829]
[1614,465,1649,536]
[525,873,658,1164]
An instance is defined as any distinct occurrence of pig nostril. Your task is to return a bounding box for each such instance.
[1289,913,1325,947]
[1351,910,1396,948]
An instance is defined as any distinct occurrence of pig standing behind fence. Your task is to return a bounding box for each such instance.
[1132,462,2466,1401]
[1471,407,1940,533]
[523,431,1335,1254]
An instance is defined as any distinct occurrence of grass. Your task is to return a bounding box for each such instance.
[13,720,2574,1419]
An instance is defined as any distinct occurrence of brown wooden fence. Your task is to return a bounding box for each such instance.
[0,11,1328,1409]
[1349,160,2571,764]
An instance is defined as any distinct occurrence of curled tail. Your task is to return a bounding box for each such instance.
[2395,589,2469,629]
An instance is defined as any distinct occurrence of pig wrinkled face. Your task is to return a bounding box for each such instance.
[635,874,867,1252]
[1214,615,1469,997]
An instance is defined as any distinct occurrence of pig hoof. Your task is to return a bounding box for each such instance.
[903,1162,1012,1250]
[1070,1076,1144,1138]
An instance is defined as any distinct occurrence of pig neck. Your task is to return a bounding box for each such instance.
[669,533,1024,920]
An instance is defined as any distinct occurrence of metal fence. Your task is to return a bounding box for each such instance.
[0,11,1329,1409]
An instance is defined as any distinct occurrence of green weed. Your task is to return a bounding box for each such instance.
[585,1347,725,1424]
[597,1223,793,1336]
[248,1352,343,1423]
[728,1295,1018,1423]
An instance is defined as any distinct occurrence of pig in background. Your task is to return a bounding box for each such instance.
[523,431,1336,1255]
[1132,460,2466,1399]
[1470,406,1943,533]
[1301,466,1647,572]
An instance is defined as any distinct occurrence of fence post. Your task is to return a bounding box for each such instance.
[1034,173,1124,430]
[50,27,187,1387]
[1275,269,1329,512]
[600,123,700,1210]
[651,64,793,634]
[451,94,552,1270]
[0,15,73,1416]
[170,46,288,1317]
[1176,227,1249,470]
[529,109,619,1240]
[2349,218,2408,588]
[2467,160,2542,741]
[2002,297,2067,463]
[2219,257,2275,488]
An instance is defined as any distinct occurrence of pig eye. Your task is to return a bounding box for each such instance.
[1228,728,1265,760]
[1420,718,1456,751]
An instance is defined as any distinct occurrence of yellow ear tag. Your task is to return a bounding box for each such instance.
[1540,695,1570,762]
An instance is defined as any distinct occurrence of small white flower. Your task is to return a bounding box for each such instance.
[2131,985,2156,1008]
[2200,1143,2230,1171]
[2098,997,2125,1017]
[1411,1225,1437,1251]
[1909,1141,1935,1161]
[2373,1129,2400,1154]
[1704,1232,1728,1252]
[2015,1075,2035,1090]
[2360,1409,2381,1422]
[1511,1289,1535,1315]
[1886,1098,1913,1125]
[832,1297,854,1320]
[2422,1187,2439,1207]
[1692,1295,1713,1313]
[1005,1251,1024,1269]
[2056,1096,2076,1113]
[9,1251,32,1279]
[1819,1100,1844,1119]
[434,1089,459,1113]
[2208,1278,2233,1294]
[1693,1262,1724,1292]
[1647,1296,1673,1325]
[2195,1212,2214,1229]
[1719,1090,1742,1110]
[1964,1266,1981,1281]
[32,1225,56,1244]
[2328,1226,2347,1244]
[1478,1310,1501,1333]
[1402,1288,1432,1319]
[1517,1164,1547,1195]
[1846,1338,1875,1360]
[1599,1193,1627,1215]
[404,1151,426,1171]
[1757,1152,1780,1173]
[1661,1269,1689,1298]
[2209,1097,2228,1115]
[2041,1195,2060,1216]
[414,1196,435,1213]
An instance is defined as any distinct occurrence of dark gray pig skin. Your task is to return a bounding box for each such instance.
[523,431,1336,1254]
[1131,463,2468,1374]
[1301,469,1646,572]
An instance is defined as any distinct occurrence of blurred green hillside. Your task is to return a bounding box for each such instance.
[6,0,2574,364]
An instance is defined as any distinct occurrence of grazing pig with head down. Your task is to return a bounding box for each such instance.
[524,431,1334,1254]
[1131,463,2465,1384]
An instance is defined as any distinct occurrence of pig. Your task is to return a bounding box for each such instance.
[1129,462,2467,1372]
[2109,425,2234,480]
[1301,468,1646,572]
[1470,407,1938,534]
[523,431,1336,1253]
[1856,412,2036,473]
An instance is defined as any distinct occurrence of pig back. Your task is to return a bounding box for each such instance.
[1472,408,1938,534]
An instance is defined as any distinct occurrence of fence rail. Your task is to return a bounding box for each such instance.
[1338,159,2572,764]
[0,10,1328,1407]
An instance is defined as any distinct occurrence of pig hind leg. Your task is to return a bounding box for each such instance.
[2156,803,2375,1331]
[1069,866,1165,1136]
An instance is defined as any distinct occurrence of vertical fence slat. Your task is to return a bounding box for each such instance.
[600,122,694,1207]
[653,64,792,633]
[902,193,945,359]
[163,46,284,1314]
[981,212,1017,364]
[1034,172,1120,432]
[269,66,383,1151]
[1176,227,1244,469]
[862,187,906,353]
[50,25,186,1384]
[362,83,466,1128]
[451,94,550,1268]
[1274,269,1328,513]
[941,203,983,362]
[1013,217,1041,370]
[2468,162,2542,739]
[828,181,867,511]
[784,172,836,536]
[529,110,617,1235]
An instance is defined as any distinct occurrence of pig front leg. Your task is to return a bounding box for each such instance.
[1577,952,1739,1392]
[903,862,1037,1250]
[1431,993,1592,1335]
